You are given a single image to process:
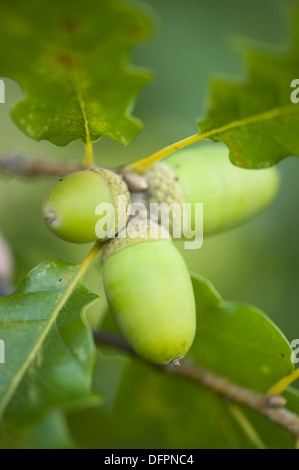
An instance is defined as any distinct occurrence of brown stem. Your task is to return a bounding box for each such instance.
[0,154,82,177]
[93,330,299,443]
[0,156,149,192]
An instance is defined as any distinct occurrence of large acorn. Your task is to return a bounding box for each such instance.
[145,143,280,237]
[102,220,196,365]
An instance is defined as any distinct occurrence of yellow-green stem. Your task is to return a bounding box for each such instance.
[129,133,202,174]
[128,103,298,174]
[79,240,104,272]
[266,369,299,397]
[84,140,94,168]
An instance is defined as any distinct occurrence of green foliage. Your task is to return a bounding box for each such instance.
[0,0,298,451]
[67,351,298,449]
[0,259,98,439]
[0,0,151,147]
[68,353,251,449]
[242,387,299,449]
[102,273,295,393]
[1,409,75,449]
[95,273,298,449]
[198,6,299,168]
[190,273,294,391]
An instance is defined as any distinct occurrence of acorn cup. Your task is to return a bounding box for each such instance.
[145,143,280,237]
[42,169,130,244]
[102,220,196,365]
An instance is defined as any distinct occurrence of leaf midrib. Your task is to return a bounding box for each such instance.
[199,103,298,141]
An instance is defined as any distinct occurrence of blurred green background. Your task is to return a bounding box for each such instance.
[0,0,298,448]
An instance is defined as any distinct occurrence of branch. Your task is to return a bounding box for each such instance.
[0,155,149,192]
[93,330,299,444]
[0,154,82,177]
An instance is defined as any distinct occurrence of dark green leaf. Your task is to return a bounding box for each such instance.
[20,410,75,449]
[0,0,152,147]
[0,409,75,449]
[198,6,299,168]
[68,352,252,449]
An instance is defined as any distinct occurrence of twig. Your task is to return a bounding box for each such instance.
[0,155,149,192]
[266,369,299,397]
[0,154,82,177]
[93,330,299,444]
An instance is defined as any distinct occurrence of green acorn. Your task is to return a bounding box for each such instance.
[102,220,196,365]
[145,143,280,236]
[42,169,130,244]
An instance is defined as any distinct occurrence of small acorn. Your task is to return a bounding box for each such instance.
[42,169,130,244]
[102,220,196,365]
[145,143,280,236]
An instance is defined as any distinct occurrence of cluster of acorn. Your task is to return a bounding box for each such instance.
[42,143,279,365]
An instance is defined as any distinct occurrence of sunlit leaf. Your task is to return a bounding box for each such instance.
[0,259,98,433]
[0,0,152,147]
